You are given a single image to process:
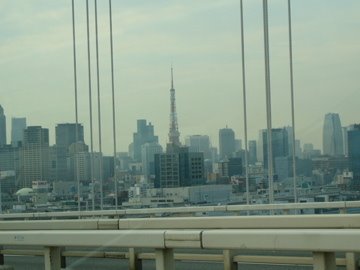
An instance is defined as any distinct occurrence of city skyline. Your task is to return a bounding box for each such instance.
[0,1,359,153]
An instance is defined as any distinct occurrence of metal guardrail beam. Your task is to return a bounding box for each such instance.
[1,214,359,269]
[1,201,360,220]
[119,214,360,229]
[1,214,360,230]
[0,230,165,248]
[202,229,360,252]
[0,229,359,252]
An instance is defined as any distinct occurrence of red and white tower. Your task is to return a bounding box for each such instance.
[168,66,181,146]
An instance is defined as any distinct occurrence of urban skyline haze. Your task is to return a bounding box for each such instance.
[0,1,359,154]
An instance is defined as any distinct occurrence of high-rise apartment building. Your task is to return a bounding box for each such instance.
[132,119,158,162]
[11,117,26,147]
[0,105,6,146]
[219,127,235,160]
[21,126,50,187]
[55,123,84,181]
[323,113,344,156]
[154,146,204,188]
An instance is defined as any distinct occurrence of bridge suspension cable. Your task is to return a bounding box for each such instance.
[71,0,81,213]
[85,0,95,211]
[239,0,250,205]
[288,0,298,203]
[109,0,118,209]
[94,0,104,210]
[262,0,274,204]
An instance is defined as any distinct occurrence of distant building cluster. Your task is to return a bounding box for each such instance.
[0,74,360,212]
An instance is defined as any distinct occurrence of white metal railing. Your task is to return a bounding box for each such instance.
[0,214,359,270]
[1,200,360,220]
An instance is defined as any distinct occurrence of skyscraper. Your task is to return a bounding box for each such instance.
[348,124,360,183]
[154,147,204,188]
[11,117,26,147]
[262,128,289,170]
[21,126,50,187]
[0,105,6,146]
[219,127,235,160]
[185,135,211,160]
[55,123,84,181]
[132,119,158,162]
[141,142,163,179]
[323,113,344,156]
[248,140,257,164]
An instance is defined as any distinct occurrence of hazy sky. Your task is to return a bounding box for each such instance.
[0,0,359,154]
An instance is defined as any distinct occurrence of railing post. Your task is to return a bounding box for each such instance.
[155,249,174,270]
[346,252,360,270]
[282,209,290,215]
[313,252,336,270]
[60,248,66,270]
[0,246,14,270]
[0,247,3,266]
[44,246,61,270]
[223,250,237,270]
[129,248,142,270]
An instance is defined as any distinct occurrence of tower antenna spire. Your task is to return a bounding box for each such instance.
[168,66,180,146]
[171,64,174,89]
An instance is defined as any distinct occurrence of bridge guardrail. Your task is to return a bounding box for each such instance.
[1,200,360,220]
[0,214,360,270]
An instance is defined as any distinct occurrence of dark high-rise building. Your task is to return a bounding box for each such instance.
[154,146,204,188]
[132,119,158,162]
[262,128,289,171]
[248,140,257,164]
[348,124,360,183]
[323,113,344,156]
[0,105,6,146]
[219,127,235,160]
[228,157,242,177]
[11,117,26,147]
[217,158,243,184]
[21,126,50,187]
[0,144,19,192]
[55,123,84,181]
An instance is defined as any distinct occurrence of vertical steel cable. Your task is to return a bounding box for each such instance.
[86,0,95,211]
[71,0,81,213]
[94,0,104,210]
[288,0,297,203]
[109,0,118,209]
[262,0,274,204]
[240,0,250,205]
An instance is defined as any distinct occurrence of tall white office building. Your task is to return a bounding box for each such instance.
[323,113,344,156]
